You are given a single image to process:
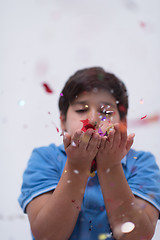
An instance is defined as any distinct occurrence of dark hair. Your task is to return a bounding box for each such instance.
[58,67,128,120]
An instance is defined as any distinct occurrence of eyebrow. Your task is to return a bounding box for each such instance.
[71,101,117,108]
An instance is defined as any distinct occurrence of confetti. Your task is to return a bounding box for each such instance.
[106,168,110,174]
[67,180,71,183]
[51,121,60,133]
[71,141,77,147]
[139,99,144,104]
[121,222,135,233]
[64,170,67,173]
[101,117,106,121]
[18,100,25,106]
[73,169,79,174]
[133,157,137,159]
[60,92,63,96]
[81,119,96,132]
[140,21,146,28]
[116,100,119,104]
[98,232,112,240]
[42,82,53,94]
[141,115,147,120]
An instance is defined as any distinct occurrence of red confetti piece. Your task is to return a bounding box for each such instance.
[80,119,96,132]
[42,82,53,94]
[141,115,147,120]
[56,127,59,133]
[48,112,51,114]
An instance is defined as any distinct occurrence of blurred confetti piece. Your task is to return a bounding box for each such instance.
[73,169,79,174]
[139,99,144,104]
[18,100,25,106]
[60,92,64,96]
[128,113,160,127]
[51,121,60,133]
[140,21,146,28]
[121,222,135,233]
[42,82,53,94]
[141,115,147,120]
[98,232,112,240]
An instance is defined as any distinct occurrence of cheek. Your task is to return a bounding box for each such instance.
[65,117,83,135]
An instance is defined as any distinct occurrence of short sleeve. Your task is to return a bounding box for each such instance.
[126,149,160,217]
[18,144,62,213]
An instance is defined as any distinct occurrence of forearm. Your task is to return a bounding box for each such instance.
[97,164,154,240]
[32,160,89,240]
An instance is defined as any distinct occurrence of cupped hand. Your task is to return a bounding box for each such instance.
[96,122,135,171]
[63,129,101,172]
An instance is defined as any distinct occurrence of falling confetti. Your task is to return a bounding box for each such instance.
[18,100,25,106]
[140,21,146,28]
[51,121,60,133]
[141,115,147,120]
[60,92,63,96]
[42,82,53,94]
[121,222,135,233]
[128,113,160,127]
[139,99,144,104]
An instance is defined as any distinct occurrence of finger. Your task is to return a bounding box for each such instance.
[126,133,135,152]
[87,132,100,154]
[119,123,127,149]
[106,128,115,148]
[63,132,71,149]
[99,136,107,150]
[71,129,83,147]
[79,129,95,150]
[111,123,121,150]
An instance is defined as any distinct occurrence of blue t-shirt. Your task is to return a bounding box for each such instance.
[18,144,160,240]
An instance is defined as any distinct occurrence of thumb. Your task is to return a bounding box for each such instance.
[63,132,71,149]
[126,133,135,152]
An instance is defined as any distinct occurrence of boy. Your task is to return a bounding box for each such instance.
[18,67,160,240]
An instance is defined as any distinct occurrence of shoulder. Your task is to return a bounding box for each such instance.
[126,148,158,169]
[28,143,66,167]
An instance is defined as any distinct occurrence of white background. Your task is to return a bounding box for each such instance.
[0,0,160,239]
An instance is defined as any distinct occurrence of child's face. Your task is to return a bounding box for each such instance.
[60,89,122,136]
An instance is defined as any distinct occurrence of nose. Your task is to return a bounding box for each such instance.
[88,109,100,129]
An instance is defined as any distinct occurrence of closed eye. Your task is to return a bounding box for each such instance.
[100,110,114,115]
[75,109,88,113]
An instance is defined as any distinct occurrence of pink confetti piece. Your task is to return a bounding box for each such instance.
[141,115,147,120]
[140,21,146,28]
[42,82,53,94]
[60,92,64,96]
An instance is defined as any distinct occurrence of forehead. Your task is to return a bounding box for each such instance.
[71,89,117,107]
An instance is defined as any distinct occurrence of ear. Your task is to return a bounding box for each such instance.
[60,113,67,131]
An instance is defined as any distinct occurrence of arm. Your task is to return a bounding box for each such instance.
[26,129,101,240]
[96,123,159,240]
